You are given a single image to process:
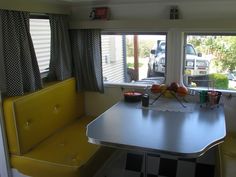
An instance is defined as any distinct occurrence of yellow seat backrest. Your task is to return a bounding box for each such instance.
[3,78,84,155]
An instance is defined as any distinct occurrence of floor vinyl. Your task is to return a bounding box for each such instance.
[94,146,217,177]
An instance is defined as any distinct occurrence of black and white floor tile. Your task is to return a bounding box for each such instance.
[95,147,217,177]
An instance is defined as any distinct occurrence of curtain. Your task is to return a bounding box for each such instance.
[0,10,42,96]
[47,14,72,81]
[70,29,104,93]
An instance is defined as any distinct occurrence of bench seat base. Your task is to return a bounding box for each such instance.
[11,116,114,177]
[220,133,236,177]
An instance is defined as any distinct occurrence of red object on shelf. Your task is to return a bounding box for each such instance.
[90,7,110,20]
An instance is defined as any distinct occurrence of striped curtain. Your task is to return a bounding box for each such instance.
[70,29,104,93]
[0,10,42,96]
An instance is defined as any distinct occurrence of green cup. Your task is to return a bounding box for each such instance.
[199,91,207,104]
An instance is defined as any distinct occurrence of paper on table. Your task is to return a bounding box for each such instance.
[138,98,195,112]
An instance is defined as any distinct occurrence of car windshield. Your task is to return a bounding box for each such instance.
[158,43,196,55]
[185,45,196,55]
[159,43,165,52]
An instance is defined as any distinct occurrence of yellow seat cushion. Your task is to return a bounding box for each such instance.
[4,78,85,155]
[11,116,114,177]
[221,132,236,157]
[220,132,236,177]
[221,154,236,177]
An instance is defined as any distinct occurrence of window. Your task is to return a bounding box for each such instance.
[183,34,236,91]
[30,18,51,73]
[101,33,166,85]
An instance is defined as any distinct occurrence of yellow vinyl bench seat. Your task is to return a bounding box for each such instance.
[3,78,113,177]
[220,132,236,177]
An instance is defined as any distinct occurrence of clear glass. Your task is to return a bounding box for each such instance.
[30,19,51,73]
[101,34,166,85]
[183,34,236,91]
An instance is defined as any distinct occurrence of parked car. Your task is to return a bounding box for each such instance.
[147,40,210,77]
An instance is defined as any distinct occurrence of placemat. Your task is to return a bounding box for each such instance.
[138,98,195,112]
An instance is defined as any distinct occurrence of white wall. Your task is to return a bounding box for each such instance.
[70,1,236,21]
[0,94,12,177]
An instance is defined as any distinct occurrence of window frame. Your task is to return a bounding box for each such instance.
[101,31,168,87]
[183,32,236,93]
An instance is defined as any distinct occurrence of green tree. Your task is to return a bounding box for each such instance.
[126,37,134,57]
[126,37,155,58]
[188,36,236,72]
[138,40,155,58]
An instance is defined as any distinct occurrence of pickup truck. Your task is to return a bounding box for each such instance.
[148,40,210,77]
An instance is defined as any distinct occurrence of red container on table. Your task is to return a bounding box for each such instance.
[123,91,142,102]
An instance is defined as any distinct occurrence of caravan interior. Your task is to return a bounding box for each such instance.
[1,0,236,177]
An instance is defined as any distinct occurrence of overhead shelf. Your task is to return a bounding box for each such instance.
[69,19,236,30]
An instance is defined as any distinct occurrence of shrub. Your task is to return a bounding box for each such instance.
[209,73,228,89]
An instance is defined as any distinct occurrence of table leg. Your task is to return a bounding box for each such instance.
[144,152,148,177]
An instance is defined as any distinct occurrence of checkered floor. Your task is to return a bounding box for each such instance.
[95,147,218,177]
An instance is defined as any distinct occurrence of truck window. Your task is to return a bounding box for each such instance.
[159,43,166,53]
[185,44,196,55]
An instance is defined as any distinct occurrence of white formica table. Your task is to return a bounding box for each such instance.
[86,100,226,158]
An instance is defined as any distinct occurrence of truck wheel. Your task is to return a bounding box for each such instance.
[147,68,151,77]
